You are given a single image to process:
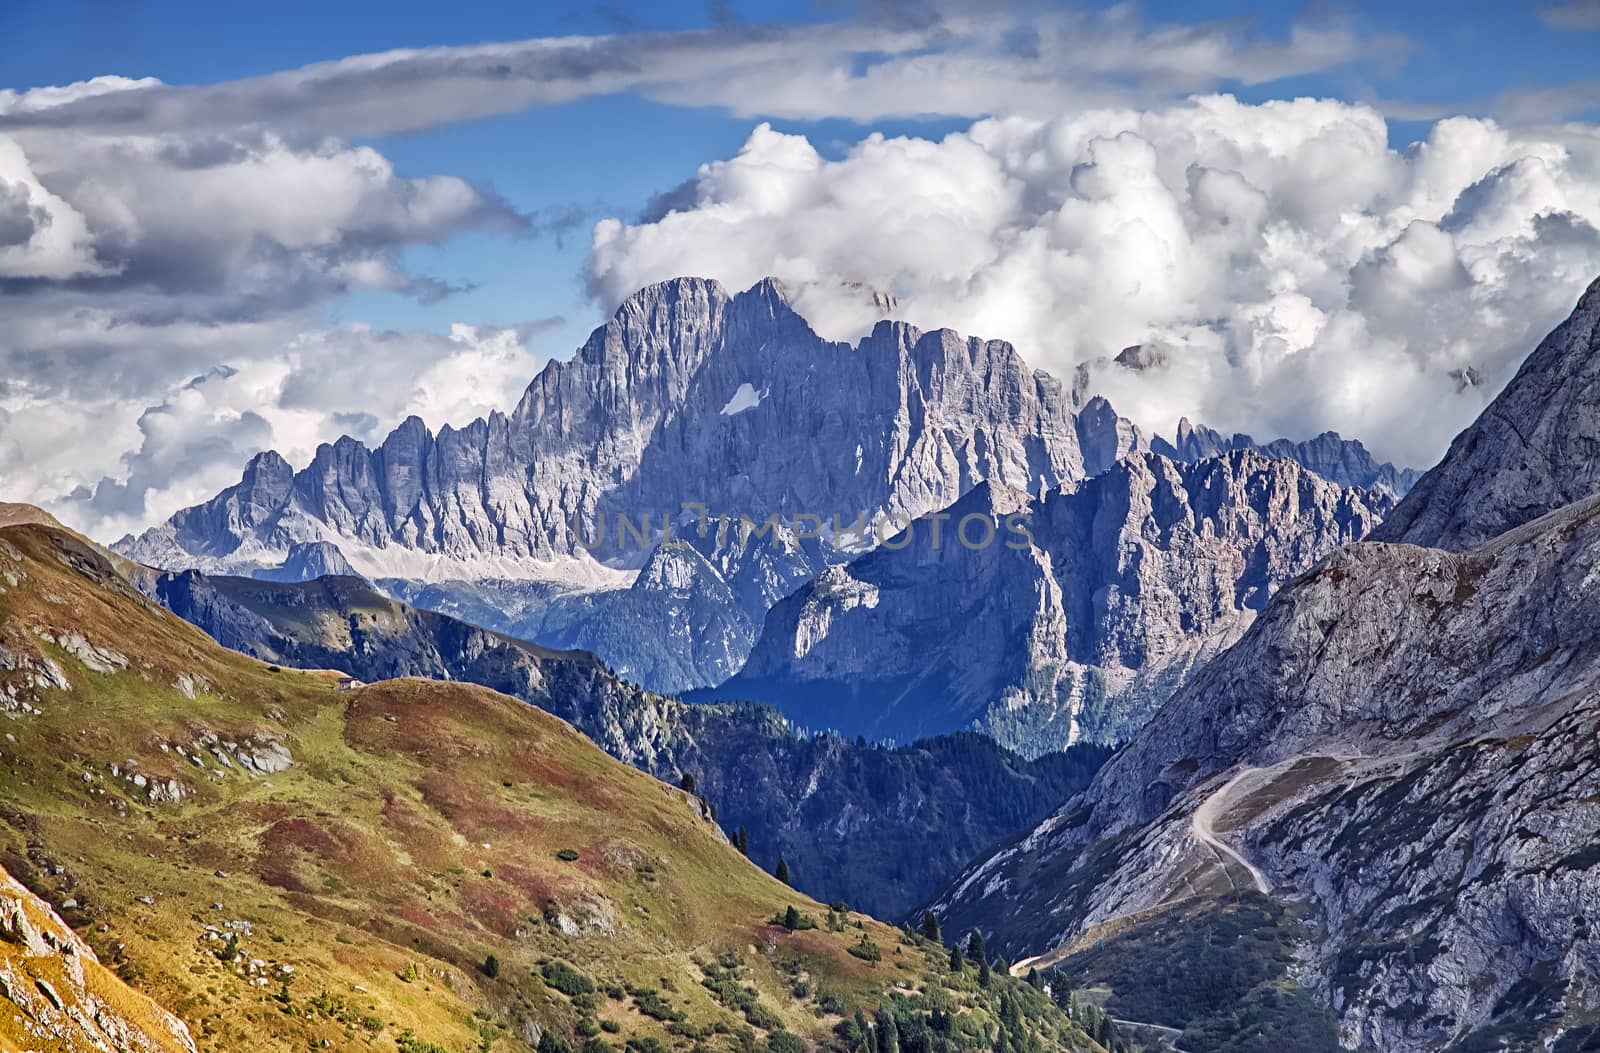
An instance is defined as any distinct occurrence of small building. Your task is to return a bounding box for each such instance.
[334,675,364,691]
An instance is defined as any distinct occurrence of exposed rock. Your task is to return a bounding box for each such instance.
[1152,416,1422,498]
[116,277,1098,578]
[936,280,1600,1050]
[251,540,361,583]
[722,450,1390,752]
[1375,275,1600,548]
[0,862,196,1051]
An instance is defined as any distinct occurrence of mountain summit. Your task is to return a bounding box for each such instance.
[117,277,1108,581]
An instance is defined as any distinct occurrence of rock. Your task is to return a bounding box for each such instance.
[1152,417,1421,498]
[0,862,196,1050]
[722,450,1391,751]
[936,277,1600,1051]
[1375,275,1600,548]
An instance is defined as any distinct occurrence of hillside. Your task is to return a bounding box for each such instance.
[0,521,1102,1053]
[137,565,1104,920]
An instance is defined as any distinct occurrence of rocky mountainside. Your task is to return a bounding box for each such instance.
[383,523,829,694]
[137,563,1105,920]
[0,861,196,1052]
[117,277,1143,692]
[1,521,1099,1053]
[717,450,1391,753]
[933,280,1600,1051]
[117,277,1104,578]
[1153,418,1420,498]
[1373,274,1600,549]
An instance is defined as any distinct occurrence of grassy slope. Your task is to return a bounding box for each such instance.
[0,523,1097,1053]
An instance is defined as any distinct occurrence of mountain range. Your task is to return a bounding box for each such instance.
[115,277,1415,756]
[714,449,1391,753]
[933,276,1600,1051]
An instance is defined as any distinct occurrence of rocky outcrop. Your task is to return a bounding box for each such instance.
[1374,275,1600,548]
[720,450,1391,753]
[1153,417,1421,498]
[0,863,195,1052]
[934,279,1600,1051]
[140,564,1104,919]
[251,540,359,583]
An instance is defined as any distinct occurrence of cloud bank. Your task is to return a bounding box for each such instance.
[586,97,1600,467]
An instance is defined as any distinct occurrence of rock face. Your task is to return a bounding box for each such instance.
[719,450,1391,752]
[1373,274,1600,549]
[934,280,1600,1051]
[117,277,1099,579]
[0,863,195,1052]
[384,524,828,694]
[1153,418,1421,498]
[117,276,1128,689]
[141,566,1104,919]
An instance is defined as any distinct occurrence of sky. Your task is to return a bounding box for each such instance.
[3,0,1600,541]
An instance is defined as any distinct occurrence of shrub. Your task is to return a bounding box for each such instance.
[397,1032,450,1053]
[483,954,501,979]
[556,848,581,862]
[542,960,596,997]
[772,907,815,931]
[766,1031,805,1053]
[849,936,882,963]
[630,986,680,1021]
[626,1038,667,1053]
[744,1003,782,1030]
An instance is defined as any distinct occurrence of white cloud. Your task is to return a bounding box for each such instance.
[586,97,1600,468]
[0,77,541,542]
[0,320,554,541]
[0,10,1402,138]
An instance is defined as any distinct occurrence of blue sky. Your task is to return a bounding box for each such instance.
[4,0,1600,536]
[8,0,1599,352]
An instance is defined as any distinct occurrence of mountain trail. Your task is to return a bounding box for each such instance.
[1189,766,1272,894]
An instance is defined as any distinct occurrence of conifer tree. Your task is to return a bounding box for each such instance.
[920,909,942,944]
[949,944,964,972]
[875,1010,899,1053]
[775,857,791,885]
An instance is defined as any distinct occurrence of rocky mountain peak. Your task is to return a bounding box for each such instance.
[1374,273,1600,548]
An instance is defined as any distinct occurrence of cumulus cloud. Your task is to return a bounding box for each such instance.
[0,9,1401,138]
[586,97,1600,468]
[0,319,558,541]
[0,66,546,542]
